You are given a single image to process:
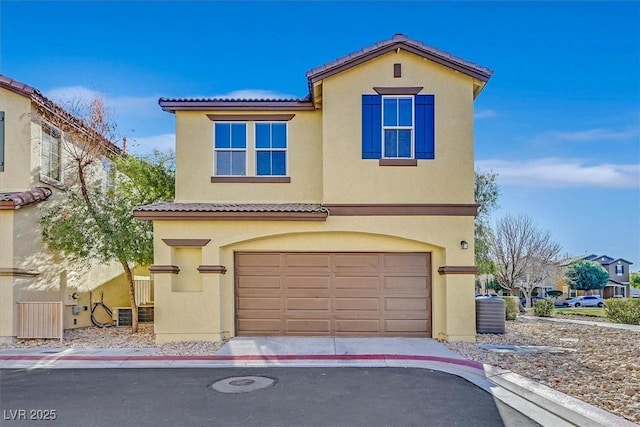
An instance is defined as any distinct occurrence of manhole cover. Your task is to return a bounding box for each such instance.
[211,376,276,393]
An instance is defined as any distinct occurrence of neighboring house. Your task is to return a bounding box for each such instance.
[558,254,634,299]
[135,34,492,343]
[0,74,141,342]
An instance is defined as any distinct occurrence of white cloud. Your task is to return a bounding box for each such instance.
[542,127,639,142]
[45,85,161,118]
[213,89,297,99]
[126,133,175,155]
[474,109,497,119]
[477,158,640,189]
[46,85,102,102]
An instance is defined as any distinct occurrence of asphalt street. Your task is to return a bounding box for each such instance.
[0,367,539,427]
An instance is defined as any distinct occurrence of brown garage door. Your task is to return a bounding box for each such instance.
[235,252,431,337]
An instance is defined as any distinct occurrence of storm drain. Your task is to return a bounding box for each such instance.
[211,376,276,394]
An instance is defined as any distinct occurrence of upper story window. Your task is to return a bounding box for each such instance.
[41,124,62,182]
[212,117,291,180]
[102,158,115,192]
[255,122,287,176]
[615,264,624,276]
[214,123,246,176]
[362,93,434,161]
[382,96,413,158]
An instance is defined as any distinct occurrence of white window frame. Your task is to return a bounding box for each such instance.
[254,122,288,176]
[615,264,624,276]
[41,123,62,183]
[381,95,415,159]
[213,122,247,176]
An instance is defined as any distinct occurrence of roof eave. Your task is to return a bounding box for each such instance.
[159,99,315,113]
[306,41,493,87]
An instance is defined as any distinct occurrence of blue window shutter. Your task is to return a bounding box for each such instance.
[415,95,434,159]
[362,95,382,159]
[0,111,4,171]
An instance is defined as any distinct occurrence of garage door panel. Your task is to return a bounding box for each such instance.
[332,253,380,268]
[384,276,430,290]
[237,253,282,267]
[333,277,380,289]
[384,253,429,268]
[237,276,281,289]
[237,309,284,319]
[334,298,379,311]
[237,289,284,299]
[385,319,429,332]
[285,253,331,268]
[286,298,330,311]
[238,298,281,310]
[238,319,282,332]
[385,298,429,311]
[286,319,330,333]
[336,319,380,333]
[285,276,331,289]
[236,252,431,337]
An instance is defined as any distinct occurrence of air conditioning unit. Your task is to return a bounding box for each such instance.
[113,306,154,327]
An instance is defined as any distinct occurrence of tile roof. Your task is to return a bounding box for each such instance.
[0,187,53,210]
[158,34,492,112]
[158,98,314,112]
[558,254,634,266]
[159,97,308,103]
[0,74,122,155]
[135,202,328,213]
[306,33,493,84]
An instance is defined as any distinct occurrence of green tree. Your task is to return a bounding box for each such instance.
[564,260,609,293]
[39,98,174,332]
[631,272,640,289]
[474,170,499,275]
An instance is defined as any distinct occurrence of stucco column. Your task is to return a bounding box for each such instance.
[0,276,15,342]
[442,274,476,342]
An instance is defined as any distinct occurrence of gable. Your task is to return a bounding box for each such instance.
[306,34,492,107]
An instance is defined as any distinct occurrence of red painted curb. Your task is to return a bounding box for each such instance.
[0,354,483,370]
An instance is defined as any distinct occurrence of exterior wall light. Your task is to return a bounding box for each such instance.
[460,240,469,250]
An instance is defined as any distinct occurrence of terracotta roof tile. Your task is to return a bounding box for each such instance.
[135,202,328,214]
[159,97,308,103]
[0,74,122,155]
[0,187,53,210]
[306,33,493,83]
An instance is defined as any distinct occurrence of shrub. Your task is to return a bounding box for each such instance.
[533,299,554,317]
[500,296,520,320]
[605,298,640,325]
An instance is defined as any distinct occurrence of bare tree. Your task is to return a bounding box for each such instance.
[489,214,562,307]
[39,96,173,333]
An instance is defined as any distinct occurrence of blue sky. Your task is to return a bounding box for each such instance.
[1,1,639,268]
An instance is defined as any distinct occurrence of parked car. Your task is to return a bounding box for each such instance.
[563,295,605,308]
[476,293,499,298]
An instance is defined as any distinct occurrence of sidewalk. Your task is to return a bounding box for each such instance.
[1,327,637,426]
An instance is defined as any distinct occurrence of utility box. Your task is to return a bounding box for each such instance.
[476,297,506,334]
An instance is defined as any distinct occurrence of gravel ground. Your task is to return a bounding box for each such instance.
[2,317,638,423]
[0,323,227,356]
[446,316,640,424]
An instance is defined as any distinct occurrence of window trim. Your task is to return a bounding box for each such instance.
[254,122,288,177]
[40,122,63,184]
[381,95,415,159]
[213,122,248,177]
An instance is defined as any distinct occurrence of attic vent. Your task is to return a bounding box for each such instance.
[394,63,401,78]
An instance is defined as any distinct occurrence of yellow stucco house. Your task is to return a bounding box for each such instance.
[0,75,141,342]
[136,34,492,344]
